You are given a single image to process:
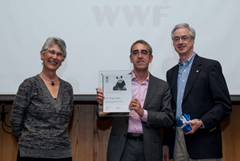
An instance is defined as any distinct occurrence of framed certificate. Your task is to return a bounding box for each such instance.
[98,70,132,117]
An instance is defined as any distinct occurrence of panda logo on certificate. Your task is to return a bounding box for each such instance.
[113,76,127,91]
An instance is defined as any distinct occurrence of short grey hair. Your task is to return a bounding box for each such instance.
[130,39,152,55]
[171,23,196,40]
[41,37,67,60]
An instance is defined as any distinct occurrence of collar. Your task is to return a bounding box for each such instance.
[131,70,150,82]
[178,52,196,67]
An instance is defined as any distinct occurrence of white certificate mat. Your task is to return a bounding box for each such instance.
[99,70,131,114]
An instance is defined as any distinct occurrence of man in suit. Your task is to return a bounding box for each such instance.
[96,40,174,161]
[162,23,232,161]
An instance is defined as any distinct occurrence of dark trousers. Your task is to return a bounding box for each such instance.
[119,138,145,161]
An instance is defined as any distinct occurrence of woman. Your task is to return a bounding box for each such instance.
[10,37,73,161]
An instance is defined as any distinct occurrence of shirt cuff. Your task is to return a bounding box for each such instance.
[98,104,103,113]
[140,110,148,122]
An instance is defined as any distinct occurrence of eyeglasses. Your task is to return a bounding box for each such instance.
[46,49,63,58]
[131,50,149,56]
[173,36,190,43]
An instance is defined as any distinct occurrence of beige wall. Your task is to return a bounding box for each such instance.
[0,103,239,161]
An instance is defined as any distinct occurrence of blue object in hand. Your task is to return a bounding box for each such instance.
[176,114,192,133]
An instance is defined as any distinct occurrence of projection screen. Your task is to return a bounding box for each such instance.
[1,0,239,95]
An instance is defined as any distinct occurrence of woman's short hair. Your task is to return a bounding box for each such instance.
[41,37,67,60]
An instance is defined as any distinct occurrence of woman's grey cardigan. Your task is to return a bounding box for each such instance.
[10,75,73,159]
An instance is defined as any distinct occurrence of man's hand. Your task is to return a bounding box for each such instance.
[129,98,144,117]
[185,119,203,135]
[163,146,169,161]
[96,88,105,104]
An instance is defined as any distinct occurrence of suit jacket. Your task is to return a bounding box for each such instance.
[106,74,174,161]
[163,54,232,159]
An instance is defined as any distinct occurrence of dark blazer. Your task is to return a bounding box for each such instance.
[163,54,232,159]
[105,74,174,161]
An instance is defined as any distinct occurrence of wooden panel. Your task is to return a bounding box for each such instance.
[69,104,112,161]
[0,104,239,161]
[70,104,94,161]
[0,104,17,161]
[221,104,240,161]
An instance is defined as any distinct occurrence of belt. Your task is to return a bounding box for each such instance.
[126,133,143,141]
